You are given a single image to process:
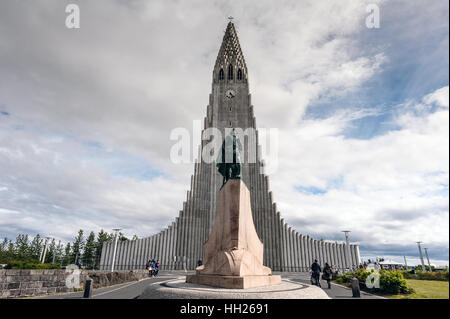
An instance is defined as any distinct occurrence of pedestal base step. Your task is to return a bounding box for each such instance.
[185,274,282,289]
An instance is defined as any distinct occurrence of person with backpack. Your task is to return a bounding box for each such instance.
[322,263,332,289]
[310,259,321,287]
[146,259,152,277]
[155,260,160,276]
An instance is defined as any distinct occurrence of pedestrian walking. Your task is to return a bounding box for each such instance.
[310,259,321,287]
[322,263,332,289]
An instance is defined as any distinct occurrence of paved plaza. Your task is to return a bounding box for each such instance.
[31,271,383,299]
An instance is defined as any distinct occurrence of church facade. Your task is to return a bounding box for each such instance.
[99,22,360,272]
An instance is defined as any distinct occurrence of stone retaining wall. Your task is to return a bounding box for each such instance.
[0,269,149,298]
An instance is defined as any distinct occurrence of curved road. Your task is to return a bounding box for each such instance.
[32,271,383,299]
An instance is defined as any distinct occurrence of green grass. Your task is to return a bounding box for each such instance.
[388,279,449,299]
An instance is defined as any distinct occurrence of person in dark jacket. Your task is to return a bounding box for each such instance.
[310,259,321,287]
[322,263,332,289]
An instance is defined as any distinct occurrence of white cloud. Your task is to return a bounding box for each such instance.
[0,1,448,262]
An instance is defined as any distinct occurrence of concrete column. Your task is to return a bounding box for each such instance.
[300,235,306,271]
[280,219,287,271]
[337,243,343,270]
[317,241,322,264]
[116,241,123,270]
[323,242,328,265]
[330,243,336,267]
[160,230,166,269]
[175,210,182,265]
[355,245,361,267]
[144,237,150,265]
[125,240,131,270]
[166,228,172,270]
[335,243,341,270]
[294,231,300,272]
[139,238,146,269]
[165,228,171,269]
[330,242,335,266]
[130,239,137,270]
[99,242,107,270]
[150,235,156,261]
[305,237,311,267]
[262,177,269,266]
[134,239,141,270]
[130,240,136,270]
[269,194,276,270]
[100,242,107,271]
[349,244,355,269]
[341,243,347,270]
[174,218,179,269]
[188,165,198,269]
[157,232,163,263]
[286,225,292,271]
[325,242,330,265]
[274,211,281,271]
[314,240,319,264]
[287,227,293,272]
[295,232,301,272]
[169,223,175,270]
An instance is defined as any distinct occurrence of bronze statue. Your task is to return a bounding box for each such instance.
[217,129,242,186]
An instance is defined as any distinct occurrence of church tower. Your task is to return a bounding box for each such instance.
[99,21,361,272]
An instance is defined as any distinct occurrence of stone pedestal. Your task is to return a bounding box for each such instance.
[186,179,281,289]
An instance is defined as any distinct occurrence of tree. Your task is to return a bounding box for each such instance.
[118,232,128,241]
[71,230,84,266]
[45,238,56,264]
[94,229,112,269]
[0,237,8,263]
[14,234,29,260]
[63,243,72,266]
[83,231,96,269]
[28,234,43,261]
[54,241,64,266]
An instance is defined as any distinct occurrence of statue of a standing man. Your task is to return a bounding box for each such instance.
[216,129,243,187]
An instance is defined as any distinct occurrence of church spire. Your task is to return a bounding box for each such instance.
[214,20,248,83]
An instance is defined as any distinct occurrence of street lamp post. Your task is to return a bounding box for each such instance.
[342,231,352,271]
[52,240,60,264]
[403,254,408,269]
[424,248,432,271]
[40,237,51,263]
[416,242,426,272]
[111,228,122,272]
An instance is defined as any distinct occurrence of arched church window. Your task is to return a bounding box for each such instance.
[237,69,243,80]
[219,68,224,81]
[228,64,233,80]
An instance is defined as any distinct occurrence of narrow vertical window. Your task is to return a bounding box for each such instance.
[237,69,243,80]
[219,68,224,81]
[228,64,233,80]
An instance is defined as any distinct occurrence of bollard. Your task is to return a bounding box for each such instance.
[351,277,360,298]
[83,279,93,298]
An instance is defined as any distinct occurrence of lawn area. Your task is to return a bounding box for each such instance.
[388,279,449,299]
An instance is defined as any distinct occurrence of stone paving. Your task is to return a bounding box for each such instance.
[30,271,383,299]
[139,277,330,299]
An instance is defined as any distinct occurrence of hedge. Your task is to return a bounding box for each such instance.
[402,271,449,281]
[336,269,412,294]
[4,259,60,269]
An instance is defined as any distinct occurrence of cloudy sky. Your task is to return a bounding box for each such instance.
[0,0,448,265]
